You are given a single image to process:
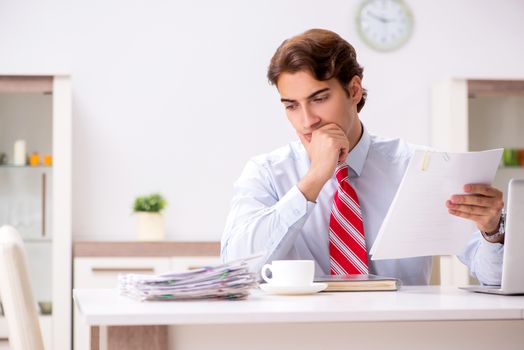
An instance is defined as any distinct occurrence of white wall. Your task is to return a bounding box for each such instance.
[1,0,523,241]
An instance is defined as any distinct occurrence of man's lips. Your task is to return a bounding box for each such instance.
[303,133,312,142]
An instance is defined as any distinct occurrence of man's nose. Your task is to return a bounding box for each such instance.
[302,106,320,129]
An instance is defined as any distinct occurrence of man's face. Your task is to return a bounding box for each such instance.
[277,70,362,143]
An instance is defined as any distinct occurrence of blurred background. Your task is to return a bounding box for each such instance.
[0,0,523,242]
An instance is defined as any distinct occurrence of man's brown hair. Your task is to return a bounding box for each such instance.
[267,28,367,112]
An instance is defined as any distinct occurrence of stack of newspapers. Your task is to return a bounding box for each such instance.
[119,260,257,301]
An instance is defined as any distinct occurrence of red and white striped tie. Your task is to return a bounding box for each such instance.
[329,163,369,275]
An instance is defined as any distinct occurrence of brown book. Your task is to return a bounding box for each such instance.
[315,274,401,292]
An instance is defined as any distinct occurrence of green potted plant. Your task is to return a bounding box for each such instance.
[133,193,167,241]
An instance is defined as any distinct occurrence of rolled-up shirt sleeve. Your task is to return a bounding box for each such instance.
[221,159,315,272]
[458,230,504,285]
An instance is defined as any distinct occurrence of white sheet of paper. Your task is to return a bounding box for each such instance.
[370,148,503,260]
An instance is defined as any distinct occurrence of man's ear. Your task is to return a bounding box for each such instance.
[347,76,363,106]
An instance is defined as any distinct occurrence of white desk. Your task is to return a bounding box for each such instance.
[74,286,524,350]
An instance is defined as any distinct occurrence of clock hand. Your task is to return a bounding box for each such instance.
[367,11,392,23]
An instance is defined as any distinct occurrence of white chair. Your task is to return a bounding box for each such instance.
[0,225,44,350]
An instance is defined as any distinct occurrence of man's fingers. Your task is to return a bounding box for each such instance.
[464,184,502,198]
[448,209,483,221]
[450,195,503,209]
[314,128,347,141]
[314,123,348,140]
[448,207,497,232]
[316,123,344,132]
[311,126,349,155]
[338,146,349,163]
[446,201,496,216]
[449,184,504,233]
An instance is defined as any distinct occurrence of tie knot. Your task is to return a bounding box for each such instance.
[335,163,349,184]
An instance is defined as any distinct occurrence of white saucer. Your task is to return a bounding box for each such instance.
[259,282,328,295]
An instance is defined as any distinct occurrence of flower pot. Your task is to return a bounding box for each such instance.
[135,212,165,241]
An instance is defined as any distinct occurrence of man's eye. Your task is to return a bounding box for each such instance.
[285,104,298,111]
[313,95,328,103]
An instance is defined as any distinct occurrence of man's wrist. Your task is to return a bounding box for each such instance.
[298,170,330,202]
[481,211,505,244]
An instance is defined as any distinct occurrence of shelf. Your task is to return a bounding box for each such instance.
[498,166,524,176]
[0,76,53,93]
[468,80,524,98]
[0,165,52,169]
[24,237,53,243]
[0,74,71,350]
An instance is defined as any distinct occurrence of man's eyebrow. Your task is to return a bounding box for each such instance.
[280,88,331,103]
[307,88,330,99]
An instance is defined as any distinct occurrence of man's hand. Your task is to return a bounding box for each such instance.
[446,184,504,234]
[297,124,349,202]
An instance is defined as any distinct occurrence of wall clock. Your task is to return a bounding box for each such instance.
[356,0,414,52]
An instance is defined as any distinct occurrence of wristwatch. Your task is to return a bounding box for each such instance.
[481,210,505,244]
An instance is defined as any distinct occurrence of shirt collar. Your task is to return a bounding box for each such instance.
[345,123,370,177]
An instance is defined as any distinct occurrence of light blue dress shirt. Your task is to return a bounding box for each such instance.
[221,125,504,285]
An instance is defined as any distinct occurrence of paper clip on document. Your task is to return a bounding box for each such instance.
[421,151,430,171]
[421,151,451,171]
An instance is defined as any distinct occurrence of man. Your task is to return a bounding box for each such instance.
[221,29,504,285]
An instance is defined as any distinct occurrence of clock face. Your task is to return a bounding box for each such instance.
[356,0,414,52]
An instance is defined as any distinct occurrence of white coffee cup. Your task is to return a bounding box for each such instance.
[260,260,314,287]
